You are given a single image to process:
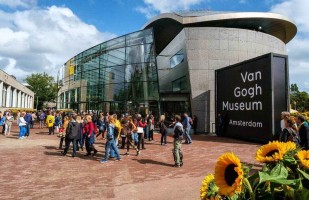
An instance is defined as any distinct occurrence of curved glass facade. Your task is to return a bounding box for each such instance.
[57,28,159,114]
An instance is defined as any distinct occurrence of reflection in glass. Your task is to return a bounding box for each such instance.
[58,28,159,114]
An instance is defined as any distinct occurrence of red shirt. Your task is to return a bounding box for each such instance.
[84,121,94,136]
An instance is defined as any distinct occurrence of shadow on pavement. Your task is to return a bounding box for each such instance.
[43,145,57,150]
[133,158,174,167]
[36,132,48,135]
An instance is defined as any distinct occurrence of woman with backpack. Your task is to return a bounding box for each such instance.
[279,118,300,145]
[100,116,121,163]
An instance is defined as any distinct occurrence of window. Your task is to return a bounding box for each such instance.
[172,76,188,92]
[170,49,184,68]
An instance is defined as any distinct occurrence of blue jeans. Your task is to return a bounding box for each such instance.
[144,127,149,139]
[19,126,26,138]
[25,123,30,136]
[86,133,95,154]
[102,139,120,161]
[184,127,192,144]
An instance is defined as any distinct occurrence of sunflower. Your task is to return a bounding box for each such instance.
[256,141,287,163]
[297,150,309,169]
[282,141,297,152]
[200,174,215,200]
[215,152,243,197]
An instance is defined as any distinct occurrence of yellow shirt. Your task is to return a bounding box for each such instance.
[114,119,122,139]
[46,115,55,127]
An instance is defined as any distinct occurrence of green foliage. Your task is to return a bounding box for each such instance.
[24,73,57,110]
[290,83,309,112]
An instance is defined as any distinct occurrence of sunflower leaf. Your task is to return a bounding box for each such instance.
[298,168,309,180]
[258,163,297,185]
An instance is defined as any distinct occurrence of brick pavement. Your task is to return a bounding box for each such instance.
[0,123,262,200]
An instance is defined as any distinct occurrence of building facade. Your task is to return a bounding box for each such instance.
[57,11,297,133]
[0,70,34,111]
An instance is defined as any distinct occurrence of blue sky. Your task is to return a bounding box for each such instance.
[0,0,308,92]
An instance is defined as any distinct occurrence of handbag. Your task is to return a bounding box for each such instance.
[137,127,144,133]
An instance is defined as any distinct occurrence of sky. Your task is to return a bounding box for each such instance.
[0,0,308,91]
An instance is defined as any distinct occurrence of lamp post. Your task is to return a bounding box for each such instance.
[36,95,38,111]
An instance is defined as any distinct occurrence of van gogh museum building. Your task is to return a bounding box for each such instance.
[57,11,297,133]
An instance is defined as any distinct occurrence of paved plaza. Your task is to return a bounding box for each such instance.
[0,124,262,200]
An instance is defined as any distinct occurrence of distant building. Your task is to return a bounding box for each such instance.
[0,69,34,110]
[57,11,297,132]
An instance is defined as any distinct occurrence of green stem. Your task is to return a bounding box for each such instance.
[243,178,255,200]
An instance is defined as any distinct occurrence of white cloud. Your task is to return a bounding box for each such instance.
[0,6,116,81]
[137,0,204,18]
[0,0,37,9]
[270,0,309,92]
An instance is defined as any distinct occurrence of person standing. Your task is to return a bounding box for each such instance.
[5,112,14,136]
[17,112,27,139]
[136,115,147,151]
[148,115,154,141]
[100,116,121,163]
[39,111,46,129]
[173,115,184,167]
[46,111,55,135]
[61,115,80,157]
[54,112,62,133]
[297,115,309,150]
[24,112,32,137]
[0,112,6,135]
[192,115,198,134]
[279,118,299,144]
[182,113,192,144]
[159,115,168,145]
[58,116,69,150]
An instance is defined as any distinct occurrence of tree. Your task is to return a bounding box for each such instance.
[25,73,57,110]
[290,83,309,112]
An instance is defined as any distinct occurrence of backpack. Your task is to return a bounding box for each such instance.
[67,122,79,140]
[106,124,114,140]
[174,124,184,139]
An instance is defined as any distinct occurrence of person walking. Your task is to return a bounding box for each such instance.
[122,117,139,156]
[17,112,27,139]
[100,116,121,163]
[84,115,98,156]
[173,115,184,167]
[46,111,55,135]
[5,112,14,136]
[182,113,192,144]
[61,115,80,157]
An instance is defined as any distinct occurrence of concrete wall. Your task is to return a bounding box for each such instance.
[0,70,34,110]
[185,27,286,132]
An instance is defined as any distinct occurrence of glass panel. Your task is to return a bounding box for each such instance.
[170,49,184,68]
[172,76,188,92]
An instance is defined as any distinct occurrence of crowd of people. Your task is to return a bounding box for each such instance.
[6,110,195,167]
